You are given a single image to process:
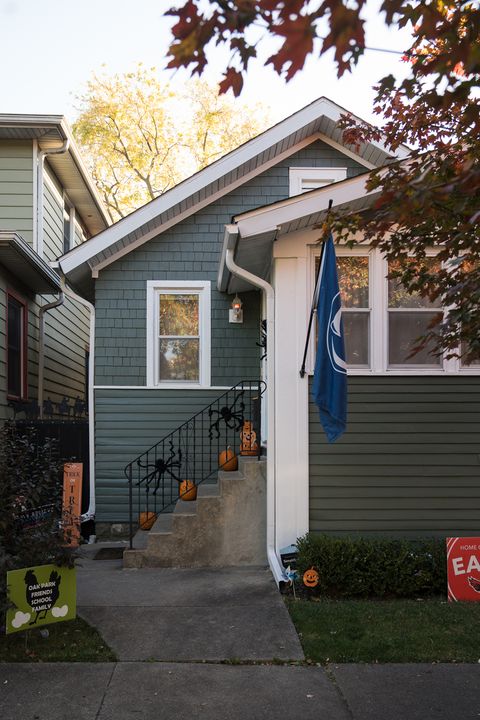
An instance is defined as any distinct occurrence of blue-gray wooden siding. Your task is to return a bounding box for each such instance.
[94,140,363,387]
[94,140,365,519]
[309,376,480,537]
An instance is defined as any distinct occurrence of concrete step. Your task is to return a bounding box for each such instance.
[174,500,197,515]
[124,452,266,569]
[197,482,220,498]
[149,512,173,534]
[132,529,149,550]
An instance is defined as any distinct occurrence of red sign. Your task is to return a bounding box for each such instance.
[446,537,480,602]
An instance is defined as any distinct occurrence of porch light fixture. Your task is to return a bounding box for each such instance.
[229,294,243,323]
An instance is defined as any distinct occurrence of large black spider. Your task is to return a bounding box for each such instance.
[208,391,245,439]
[137,441,183,494]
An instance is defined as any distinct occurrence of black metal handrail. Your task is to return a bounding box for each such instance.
[125,380,266,548]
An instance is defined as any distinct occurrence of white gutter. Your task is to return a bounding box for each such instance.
[60,276,96,524]
[36,140,69,257]
[224,226,285,586]
[38,293,65,418]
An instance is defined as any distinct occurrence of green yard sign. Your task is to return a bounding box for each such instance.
[6,563,76,634]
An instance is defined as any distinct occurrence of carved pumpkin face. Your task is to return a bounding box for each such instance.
[303,567,319,588]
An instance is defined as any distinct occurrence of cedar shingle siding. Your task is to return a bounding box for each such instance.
[94,140,364,519]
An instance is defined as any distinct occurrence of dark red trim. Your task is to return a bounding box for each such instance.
[6,288,28,401]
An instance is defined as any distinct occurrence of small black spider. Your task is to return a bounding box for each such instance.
[208,391,245,439]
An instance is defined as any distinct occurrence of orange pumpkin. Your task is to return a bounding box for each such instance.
[219,447,238,471]
[179,479,197,501]
[303,567,319,588]
[139,511,157,530]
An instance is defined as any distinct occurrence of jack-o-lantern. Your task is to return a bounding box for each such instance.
[219,447,238,471]
[240,420,259,456]
[303,567,319,588]
[179,479,197,501]
[139,511,157,530]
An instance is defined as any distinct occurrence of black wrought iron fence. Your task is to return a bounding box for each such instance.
[124,380,265,548]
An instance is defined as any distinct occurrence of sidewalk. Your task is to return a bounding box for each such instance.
[2,660,480,720]
[1,546,479,720]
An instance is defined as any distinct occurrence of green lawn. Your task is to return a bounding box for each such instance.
[286,597,480,663]
[0,617,116,662]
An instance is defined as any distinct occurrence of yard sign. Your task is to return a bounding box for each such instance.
[62,462,83,547]
[446,537,480,602]
[6,563,76,634]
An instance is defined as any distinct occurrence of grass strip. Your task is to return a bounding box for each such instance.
[286,597,480,663]
[0,617,117,662]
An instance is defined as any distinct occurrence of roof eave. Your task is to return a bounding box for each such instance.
[0,232,61,293]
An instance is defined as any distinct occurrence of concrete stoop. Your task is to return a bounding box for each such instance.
[123,456,267,568]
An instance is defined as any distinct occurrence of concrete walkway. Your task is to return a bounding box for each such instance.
[1,547,479,720]
[75,551,304,662]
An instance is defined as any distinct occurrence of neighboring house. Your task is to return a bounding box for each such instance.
[59,97,480,579]
[0,115,109,433]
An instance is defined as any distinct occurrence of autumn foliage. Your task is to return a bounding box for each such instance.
[165,1,480,360]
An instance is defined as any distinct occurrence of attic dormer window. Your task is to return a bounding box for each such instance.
[289,167,347,196]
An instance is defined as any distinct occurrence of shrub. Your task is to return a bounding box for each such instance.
[0,422,73,625]
[295,533,447,598]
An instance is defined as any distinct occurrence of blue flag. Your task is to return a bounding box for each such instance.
[312,234,347,442]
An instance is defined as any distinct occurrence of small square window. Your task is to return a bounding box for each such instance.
[290,167,347,196]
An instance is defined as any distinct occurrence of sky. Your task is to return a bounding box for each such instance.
[0,0,412,125]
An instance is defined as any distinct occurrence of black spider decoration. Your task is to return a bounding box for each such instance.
[256,319,267,361]
[208,391,245,439]
[137,441,183,494]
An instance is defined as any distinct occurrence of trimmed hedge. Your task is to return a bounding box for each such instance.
[295,534,447,598]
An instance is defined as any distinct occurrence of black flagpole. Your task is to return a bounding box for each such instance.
[299,199,333,378]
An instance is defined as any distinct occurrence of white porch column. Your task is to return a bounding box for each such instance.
[273,234,312,549]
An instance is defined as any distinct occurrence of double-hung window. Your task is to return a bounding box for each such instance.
[315,251,371,368]
[146,281,211,387]
[387,257,443,368]
[7,291,27,399]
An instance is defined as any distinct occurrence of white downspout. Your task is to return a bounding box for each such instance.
[225,230,285,585]
[36,139,69,257]
[60,277,96,524]
[38,293,65,418]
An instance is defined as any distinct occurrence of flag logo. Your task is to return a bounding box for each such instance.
[327,291,347,375]
[312,234,347,443]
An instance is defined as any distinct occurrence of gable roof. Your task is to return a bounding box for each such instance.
[59,96,409,297]
[0,114,110,237]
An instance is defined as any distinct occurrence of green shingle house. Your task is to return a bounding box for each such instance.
[0,115,110,517]
[59,97,480,579]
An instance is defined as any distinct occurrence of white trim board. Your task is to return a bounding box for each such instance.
[235,172,373,239]
[93,385,235,390]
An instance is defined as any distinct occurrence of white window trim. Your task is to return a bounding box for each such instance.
[289,167,348,196]
[146,280,211,389]
[308,246,480,376]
